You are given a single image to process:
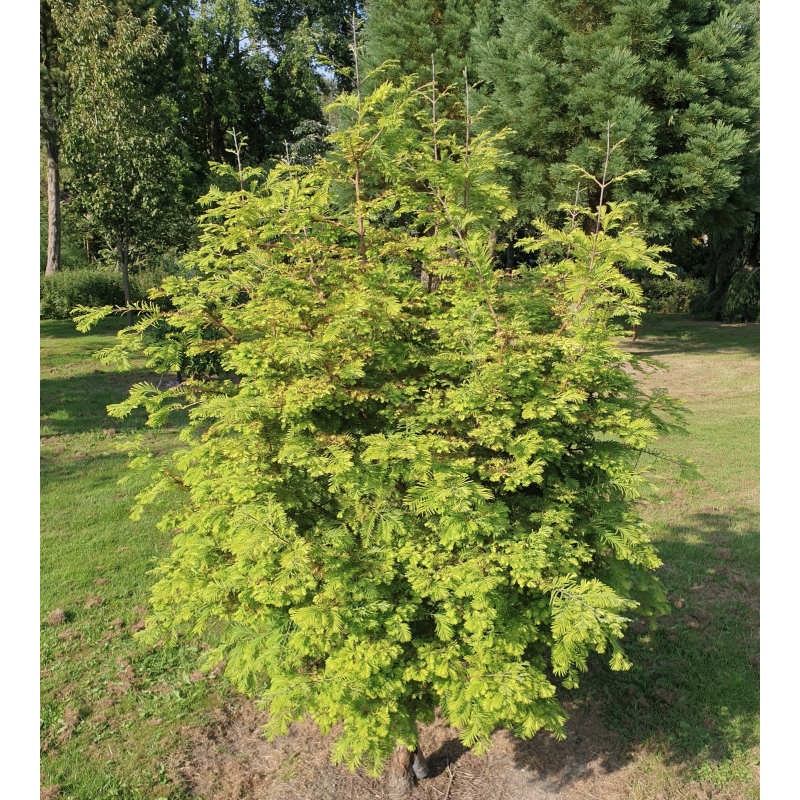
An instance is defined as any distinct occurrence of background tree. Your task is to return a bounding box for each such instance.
[40,0,68,275]
[76,75,677,793]
[53,0,193,318]
[472,0,759,316]
[362,0,488,98]
[40,0,359,285]
[254,0,360,90]
[186,0,269,163]
[361,0,759,318]
[184,0,358,165]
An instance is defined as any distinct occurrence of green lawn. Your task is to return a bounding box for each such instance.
[40,319,227,800]
[40,314,759,799]
[583,315,759,798]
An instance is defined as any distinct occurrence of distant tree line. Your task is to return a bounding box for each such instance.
[40,0,357,281]
[363,0,759,320]
[41,0,759,320]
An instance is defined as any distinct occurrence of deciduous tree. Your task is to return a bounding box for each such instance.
[54,0,192,319]
[40,0,67,275]
[77,75,677,793]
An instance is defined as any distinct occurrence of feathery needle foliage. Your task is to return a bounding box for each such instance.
[74,74,681,776]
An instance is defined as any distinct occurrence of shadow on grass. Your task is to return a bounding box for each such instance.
[631,314,760,357]
[41,370,155,435]
[428,509,759,788]
[39,315,132,339]
[589,509,760,761]
[40,448,135,490]
[40,317,126,339]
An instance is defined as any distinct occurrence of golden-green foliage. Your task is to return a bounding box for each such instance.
[75,75,680,775]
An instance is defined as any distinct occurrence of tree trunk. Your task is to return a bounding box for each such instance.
[505,236,515,270]
[386,746,415,798]
[386,746,429,798]
[45,135,61,276]
[117,237,133,326]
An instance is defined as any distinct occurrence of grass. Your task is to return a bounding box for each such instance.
[40,319,227,800]
[40,314,759,799]
[581,314,760,798]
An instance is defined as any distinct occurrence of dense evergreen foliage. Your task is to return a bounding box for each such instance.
[76,75,679,779]
[362,0,488,92]
[361,0,760,319]
[474,0,759,318]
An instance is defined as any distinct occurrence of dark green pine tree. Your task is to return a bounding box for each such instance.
[362,0,489,93]
[472,0,759,316]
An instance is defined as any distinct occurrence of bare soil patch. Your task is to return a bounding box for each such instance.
[58,707,81,744]
[171,699,648,800]
[172,697,758,799]
[45,608,67,626]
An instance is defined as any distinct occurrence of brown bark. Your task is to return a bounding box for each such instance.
[386,746,429,798]
[45,134,61,276]
[386,746,415,798]
[505,237,515,270]
[42,2,62,276]
[354,161,366,263]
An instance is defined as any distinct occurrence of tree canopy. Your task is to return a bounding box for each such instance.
[53,0,192,311]
[360,0,760,318]
[42,0,359,279]
[43,0,758,319]
[76,74,678,782]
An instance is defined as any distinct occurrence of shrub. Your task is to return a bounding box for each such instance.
[639,273,706,314]
[40,268,129,319]
[76,78,679,787]
[721,266,759,322]
[40,251,188,320]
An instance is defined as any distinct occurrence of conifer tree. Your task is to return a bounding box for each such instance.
[362,0,489,92]
[76,75,677,793]
[362,0,759,316]
[472,0,759,314]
